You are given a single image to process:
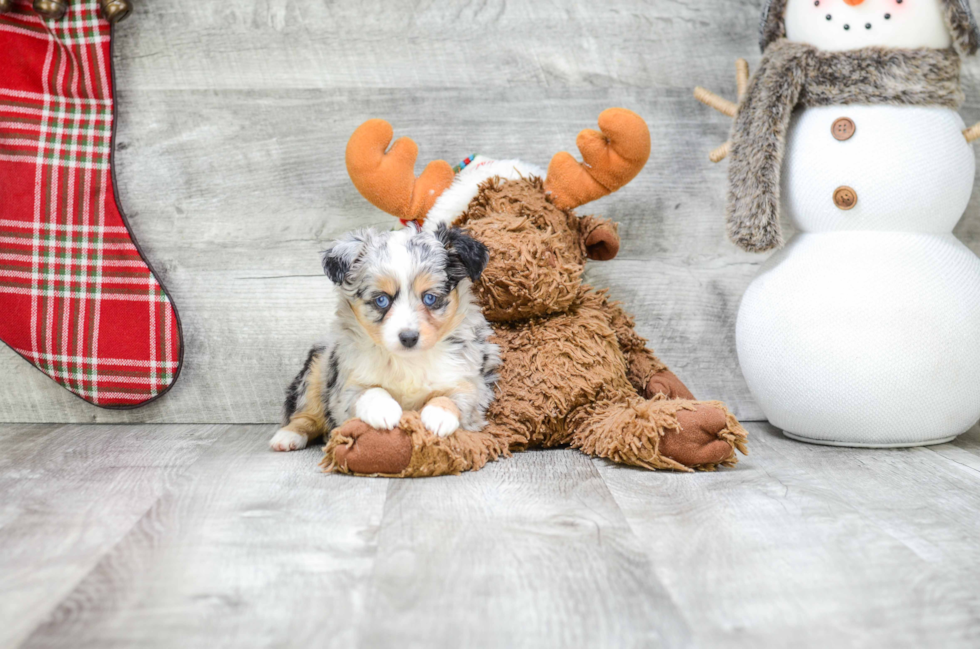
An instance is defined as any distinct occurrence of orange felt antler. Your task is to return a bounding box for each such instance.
[345,119,455,224]
[544,108,651,211]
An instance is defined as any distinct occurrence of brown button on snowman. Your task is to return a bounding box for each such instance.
[832,186,857,209]
[696,0,980,446]
[831,117,856,140]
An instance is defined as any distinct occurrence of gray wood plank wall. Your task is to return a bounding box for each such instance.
[2,0,979,423]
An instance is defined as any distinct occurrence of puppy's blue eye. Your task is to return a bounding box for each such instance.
[374,295,390,309]
[422,293,437,307]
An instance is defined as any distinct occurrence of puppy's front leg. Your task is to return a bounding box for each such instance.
[355,388,403,430]
[421,397,461,437]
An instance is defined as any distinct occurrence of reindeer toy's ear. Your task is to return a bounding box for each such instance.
[346,120,454,226]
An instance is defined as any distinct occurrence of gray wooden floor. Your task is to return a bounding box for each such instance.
[2,421,980,648]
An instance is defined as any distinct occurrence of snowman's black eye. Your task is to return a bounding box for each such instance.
[896,0,902,4]
[844,24,850,30]
[826,13,832,20]
[814,0,820,5]
[865,23,872,29]
[885,13,891,19]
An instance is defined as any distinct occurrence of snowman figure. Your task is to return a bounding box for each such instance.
[696,0,980,446]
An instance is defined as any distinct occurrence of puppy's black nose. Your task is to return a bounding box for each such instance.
[398,330,420,348]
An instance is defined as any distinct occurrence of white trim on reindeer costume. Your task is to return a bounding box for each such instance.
[423,157,545,231]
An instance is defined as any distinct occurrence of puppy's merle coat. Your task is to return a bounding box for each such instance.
[270,224,500,452]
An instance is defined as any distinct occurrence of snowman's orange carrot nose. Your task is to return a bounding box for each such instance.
[843,0,865,5]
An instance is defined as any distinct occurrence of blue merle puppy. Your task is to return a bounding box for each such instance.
[270,224,500,451]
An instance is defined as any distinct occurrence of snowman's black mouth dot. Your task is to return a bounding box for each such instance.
[844,24,850,30]
[885,13,891,19]
[865,23,872,29]
[896,0,903,4]
[814,0,820,5]
[826,13,832,20]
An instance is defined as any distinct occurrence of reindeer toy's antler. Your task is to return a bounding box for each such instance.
[347,109,649,224]
[345,120,455,225]
[693,59,750,163]
[545,107,651,211]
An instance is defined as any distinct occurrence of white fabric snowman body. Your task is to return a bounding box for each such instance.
[716,0,980,445]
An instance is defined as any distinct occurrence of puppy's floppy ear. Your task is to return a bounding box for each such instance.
[436,223,489,283]
[321,229,375,285]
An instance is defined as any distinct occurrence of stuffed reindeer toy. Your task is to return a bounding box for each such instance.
[0,0,132,22]
[320,109,748,477]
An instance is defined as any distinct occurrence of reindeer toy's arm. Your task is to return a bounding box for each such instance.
[1,0,133,23]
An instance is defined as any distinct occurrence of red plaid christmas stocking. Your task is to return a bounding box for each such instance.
[0,1,182,408]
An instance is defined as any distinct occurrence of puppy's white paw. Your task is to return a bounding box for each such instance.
[356,388,403,430]
[270,428,308,452]
[421,404,460,437]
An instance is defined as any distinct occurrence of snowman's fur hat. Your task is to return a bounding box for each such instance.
[760,0,980,55]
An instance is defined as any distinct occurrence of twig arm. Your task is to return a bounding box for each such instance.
[709,141,731,164]
[693,87,737,118]
[735,59,750,100]
[965,122,980,144]
[695,58,749,163]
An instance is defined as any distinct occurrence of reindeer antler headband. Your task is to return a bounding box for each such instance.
[345,109,651,224]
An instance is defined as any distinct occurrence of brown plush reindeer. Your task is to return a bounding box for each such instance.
[322,109,747,477]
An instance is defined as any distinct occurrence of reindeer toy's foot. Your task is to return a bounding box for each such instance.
[665,402,745,468]
[571,397,747,472]
[323,420,414,476]
[321,412,511,478]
